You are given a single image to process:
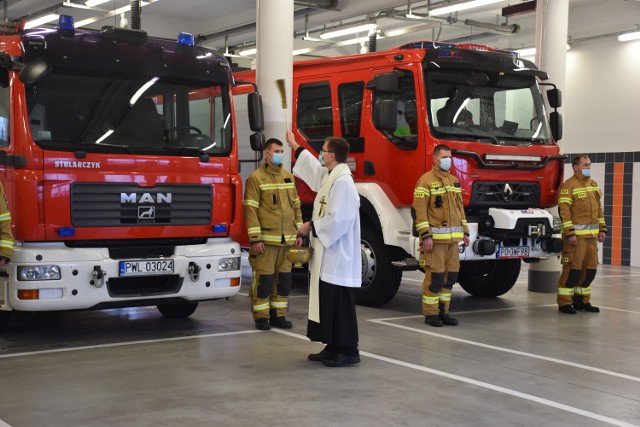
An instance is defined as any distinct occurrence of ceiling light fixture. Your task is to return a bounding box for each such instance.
[239,47,257,56]
[513,44,571,57]
[24,13,60,29]
[429,0,503,17]
[618,30,640,42]
[85,0,111,7]
[319,23,376,40]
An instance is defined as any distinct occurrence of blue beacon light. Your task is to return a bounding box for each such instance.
[177,32,195,46]
[57,15,75,31]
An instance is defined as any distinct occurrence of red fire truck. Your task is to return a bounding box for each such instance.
[0,17,264,328]
[236,41,564,307]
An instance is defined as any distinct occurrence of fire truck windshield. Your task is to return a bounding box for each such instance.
[26,71,232,156]
[426,70,553,146]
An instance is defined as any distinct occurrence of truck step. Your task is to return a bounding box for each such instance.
[391,257,420,271]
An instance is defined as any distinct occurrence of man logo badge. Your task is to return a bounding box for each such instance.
[138,206,156,219]
[503,183,514,201]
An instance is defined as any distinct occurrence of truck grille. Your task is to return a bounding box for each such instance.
[470,181,540,209]
[71,183,212,227]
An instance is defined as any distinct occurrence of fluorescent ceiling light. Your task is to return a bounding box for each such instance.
[24,13,59,29]
[85,0,111,6]
[76,1,150,28]
[293,48,313,56]
[618,30,640,42]
[95,129,114,144]
[430,0,503,17]
[320,23,376,39]
[239,47,257,56]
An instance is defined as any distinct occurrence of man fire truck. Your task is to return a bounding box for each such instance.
[0,16,264,329]
[236,40,564,307]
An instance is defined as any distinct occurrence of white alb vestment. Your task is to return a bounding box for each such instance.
[293,149,361,322]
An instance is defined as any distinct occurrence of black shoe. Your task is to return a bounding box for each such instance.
[439,313,459,326]
[322,353,360,367]
[255,318,271,330]
[425,315,444,327]
[308,350,331,362]
[558,305,577,314]
[269,316,293,329]
[572,295,584,311]
[583,303,600,313]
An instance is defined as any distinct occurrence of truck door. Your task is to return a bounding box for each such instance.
[365,66,426,206]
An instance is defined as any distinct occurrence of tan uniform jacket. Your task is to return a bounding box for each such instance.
[557,172,607,239]
[243,161,303,246]
[412,165,469,243]
[0,182,14,259]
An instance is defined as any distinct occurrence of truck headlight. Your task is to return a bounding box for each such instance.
[552,215,562,234]
[218,257,240,272]
[17,265,61,281]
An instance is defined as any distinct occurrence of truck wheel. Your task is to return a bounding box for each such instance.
[157,302,199,318]
[458,259,521,297]
[356,223,403,307]
[0,312,9,332]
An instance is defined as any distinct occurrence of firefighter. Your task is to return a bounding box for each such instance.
[243,138,303,330]
[556,154,607,314]
[412,144,470,327]
[0,182,14,265]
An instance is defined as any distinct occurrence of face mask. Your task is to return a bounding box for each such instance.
[439,157,452,171]
[318,152,325,166]
[582,169,591,178]
[271,153,284,166]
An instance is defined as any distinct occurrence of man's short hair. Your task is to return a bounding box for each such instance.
[572,154,589,167]
[325,137,349,163]
[265,138,283,150]
[434,144,451,156]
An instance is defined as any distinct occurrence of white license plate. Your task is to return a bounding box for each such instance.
[119,259,175,276]
[498,246,530,258]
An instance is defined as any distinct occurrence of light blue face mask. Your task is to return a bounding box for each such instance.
[318,151,325,166]
[582,168,591,178]
[271,153,284,166]
[439,157,452,171]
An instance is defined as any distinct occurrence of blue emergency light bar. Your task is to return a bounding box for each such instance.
[57,15,75,31]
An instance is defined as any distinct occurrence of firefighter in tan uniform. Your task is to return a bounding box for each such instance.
[244,138,303,330]
[556,154,607,314]
[412,144,469,327]
[0,182,14,265]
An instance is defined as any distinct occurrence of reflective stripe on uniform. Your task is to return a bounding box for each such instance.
[247,227,261,234]
[262,234,297,244]
[270,301,288,308]
[422,295,439,305]
[558,197,573,205]
[415,221,429,231]
[414,186,430,197]
[243,199,260,208]
[575,286,591,296]
[431,226,464,240]
[557,287,574,296]
[253,302,270,312]
[0,212,10,221]
[439,293,451,302]
[258,183,295,190]
[0,240,14,248]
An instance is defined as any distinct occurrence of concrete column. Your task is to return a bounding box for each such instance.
[256,0,294,169]
[528,0,569,293]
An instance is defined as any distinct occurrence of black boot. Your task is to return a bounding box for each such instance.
[255,317,271,330]
[572,294,584,311]
[439,313,459,326]
[582,302,600,313]
[425,315,443,327]
[270,316,293,329]
[558,305,577,314]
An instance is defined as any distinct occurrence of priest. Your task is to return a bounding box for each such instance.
[285,130,361,367]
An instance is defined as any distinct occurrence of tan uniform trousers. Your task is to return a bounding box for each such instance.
[419,242,460,316]
[249,245,292,321]
[556,237,598,306]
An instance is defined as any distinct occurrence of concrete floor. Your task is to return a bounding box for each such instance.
[1,264,640,427]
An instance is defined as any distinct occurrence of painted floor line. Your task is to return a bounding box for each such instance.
[368,318,640,383]
[0,329,261,359]
[372,305,557,322]
[272,329,638,427]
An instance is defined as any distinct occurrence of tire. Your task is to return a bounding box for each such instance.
[355,222,404,307]
[458,259,521,297]
[157,302,199,318]
[0,311,10,332]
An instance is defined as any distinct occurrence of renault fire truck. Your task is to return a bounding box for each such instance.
[236,41,564,307]
[0,17,264,329]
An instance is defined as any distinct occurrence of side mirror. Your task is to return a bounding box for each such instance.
[547,88,562,108]
[550,111,563,142]
[367,72,399,94]
[247,92,264,132]
[373,99,398,132]
[18,57,52,86]
[250,132,265,152]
